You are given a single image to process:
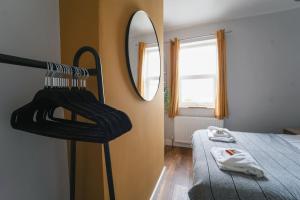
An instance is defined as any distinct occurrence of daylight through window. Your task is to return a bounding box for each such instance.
[179,38,218,108]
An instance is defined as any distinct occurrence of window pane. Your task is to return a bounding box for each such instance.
[180,78,215,107]
[179,40,217,76]
[143,46,160,100]
[144,47,160,77]
[145,79,159,100]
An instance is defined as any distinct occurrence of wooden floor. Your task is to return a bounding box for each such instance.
[154,146,193,200]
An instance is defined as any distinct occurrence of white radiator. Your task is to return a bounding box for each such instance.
[174,116,224,144]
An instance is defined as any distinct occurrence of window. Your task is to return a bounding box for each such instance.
[143,46,160,100]
[179,38,218,108]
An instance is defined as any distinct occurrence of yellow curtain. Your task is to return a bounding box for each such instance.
[215,29,229,119]
[137,42,146,96]
[168,38,180,118]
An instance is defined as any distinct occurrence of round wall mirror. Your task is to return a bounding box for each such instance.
[125,10,161,101]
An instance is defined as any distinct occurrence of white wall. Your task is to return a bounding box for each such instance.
[164,8,300,141]
[0,0,69,200]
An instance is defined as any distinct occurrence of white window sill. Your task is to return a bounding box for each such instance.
[178,107,215,118]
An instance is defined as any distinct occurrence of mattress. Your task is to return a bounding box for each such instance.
[189,130,300,200]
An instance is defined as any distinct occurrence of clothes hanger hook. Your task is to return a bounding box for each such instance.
[84,68,89,88]
[45,62,49,88]
[49,63,54,88]
[64,64,68,88]
[75,66,79,88]
[82,68,86,88]
[79,67,84,89]
[63,64,69,88]
[56,64,60,88]
[60,64,64,88]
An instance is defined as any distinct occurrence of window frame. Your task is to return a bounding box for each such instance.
[178,37,218,109]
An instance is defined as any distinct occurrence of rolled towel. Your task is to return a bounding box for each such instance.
[208,126,231,136]
[208,135,236,143]
[211,147,264,178]
[207,126,235,143]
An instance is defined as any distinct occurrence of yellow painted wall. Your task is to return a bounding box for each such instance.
[99,0,164,199]
[60,0,104,199]
[60,0,164,199]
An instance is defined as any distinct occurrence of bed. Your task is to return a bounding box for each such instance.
[189,130,300,200]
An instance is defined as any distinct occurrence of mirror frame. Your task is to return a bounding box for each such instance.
[125,10,161,101]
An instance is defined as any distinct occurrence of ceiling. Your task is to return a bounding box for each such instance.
[164,0,300,31]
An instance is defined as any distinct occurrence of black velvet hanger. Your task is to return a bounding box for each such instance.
[11,87,131,142]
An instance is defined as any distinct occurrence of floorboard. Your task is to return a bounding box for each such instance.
[154,146,193,200]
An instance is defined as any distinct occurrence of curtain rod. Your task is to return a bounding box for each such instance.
[140,30,232,46]
[178,30,232,42]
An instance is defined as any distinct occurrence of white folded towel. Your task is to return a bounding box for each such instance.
[211,147,264,178]
[207,126,236,143]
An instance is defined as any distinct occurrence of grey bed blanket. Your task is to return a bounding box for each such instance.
[189,130,300,200]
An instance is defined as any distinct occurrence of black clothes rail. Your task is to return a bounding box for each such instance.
[0,53,98,75]
[0,46,122,200]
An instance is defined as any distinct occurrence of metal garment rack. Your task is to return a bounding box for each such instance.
[0,46,115,200]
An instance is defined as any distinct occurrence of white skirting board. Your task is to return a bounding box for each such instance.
[165,138,192,148]
[174,116,224,145]
[150,166,166,200]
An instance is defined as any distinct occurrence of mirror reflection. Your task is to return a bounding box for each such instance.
[126,10,161,101]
